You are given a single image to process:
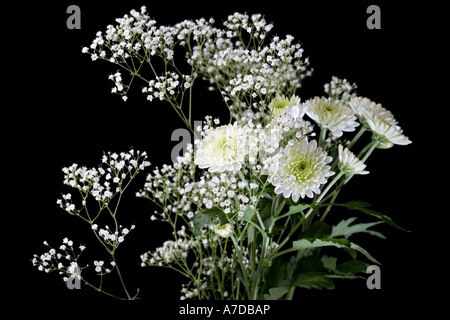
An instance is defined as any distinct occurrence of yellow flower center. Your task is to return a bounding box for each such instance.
[274,99,290,109]
[290,157,314,182]
[319,101,337,114]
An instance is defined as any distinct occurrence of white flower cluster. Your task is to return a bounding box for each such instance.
[32,238,86,282]
[93,260,116,274]
[143,72,192,102]
[108,71,129,101]
[192,89,411,202]
[82,6,219,101]
[137,144,196,221]
[92,223,135,247]
[183,170,258,216]
[57,150,150,213]
[324,76,358,103]
[140,225,204,267]
[191,13,311,112]
[82,8,310,117]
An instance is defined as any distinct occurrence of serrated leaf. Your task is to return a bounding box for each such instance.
[263,287,289,300]
[292,238,380,265]
[331,217,385,239]
[321,256,337,271]
[293,238,351,250]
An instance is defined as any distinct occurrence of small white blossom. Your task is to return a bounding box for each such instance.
[338,145,369,175]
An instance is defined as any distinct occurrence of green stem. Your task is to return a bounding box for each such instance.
[360,141,379,163]
[318,127,328,149]
[347,126,367,150]
[83,280,129,300]
[315,171,345,204]
[320,189,340,222]
[112,255,132,300]
[321,141,378,222]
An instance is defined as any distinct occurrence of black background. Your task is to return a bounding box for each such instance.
[11,0,442,317]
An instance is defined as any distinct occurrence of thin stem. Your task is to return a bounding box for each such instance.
[112,255,132,300]
[347,126,367,150]
[83,280,129,300]
[315,171,345,204]
[360,141,379,163]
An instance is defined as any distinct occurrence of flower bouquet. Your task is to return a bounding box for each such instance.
[33,7,411,300]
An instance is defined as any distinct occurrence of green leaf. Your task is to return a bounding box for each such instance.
[235,262,245,285]
[263,287,289,300]
[279,203,311,219]
[298,255,324,273]
[293,238,351,250]
[274,198,287,216]
[261,192,273,200]
[247,224,255,245]
[299,221,331,239]
[292,238,381,265]
[321,255,337,271]
[264,256,289,289]
[292,272,335,290]
[258,197,272,221]
[337,260,369,274]
[350,242,381,265]
[344,200,371,209]
[193,207,227,236]
[330,217,385,239]
[242,206,257,221]
[343,201,408,232]
[264,255,333,294]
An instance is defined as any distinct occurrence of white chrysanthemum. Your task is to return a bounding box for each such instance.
[305,97,358,137]
[214,223,233,238]
[270,139,334,201]
[348,97,398,128]
[269,94,303,119]
[194,123,246,172]
[338,145,369,175]
[367,116,412,149]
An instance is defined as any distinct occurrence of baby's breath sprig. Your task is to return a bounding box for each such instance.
[44,149,150,300]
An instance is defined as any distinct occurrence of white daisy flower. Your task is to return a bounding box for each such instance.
[305,97,358,137]
[270,139,334,201]
[268,94,303,119]
[194,123,246,172]
[367,116,412,149]
[348,97,398,128]
[214,223,233,238]
[338,145,369,175]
